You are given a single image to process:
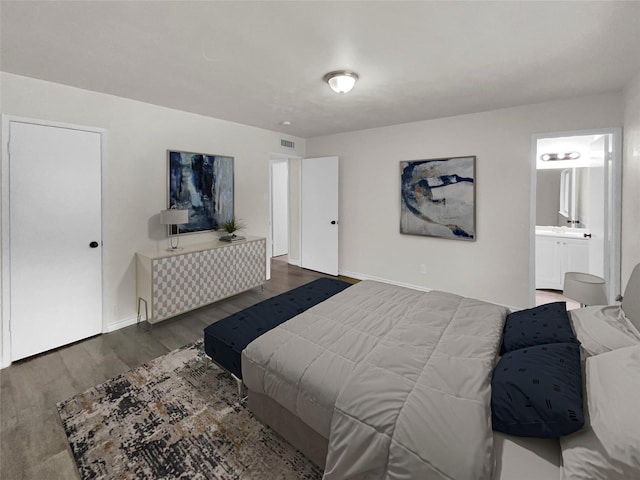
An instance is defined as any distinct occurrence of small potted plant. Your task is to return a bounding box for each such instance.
[219,217,246,242]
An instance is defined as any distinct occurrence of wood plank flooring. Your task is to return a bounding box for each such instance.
[0,257,341,480]
[535,289,580,310]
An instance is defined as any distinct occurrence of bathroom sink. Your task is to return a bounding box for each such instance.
[535,226,589,238]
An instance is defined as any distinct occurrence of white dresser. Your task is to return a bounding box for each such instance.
[136,236,266,324]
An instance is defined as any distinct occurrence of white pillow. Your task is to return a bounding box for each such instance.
[560,345,640,480]
[569,305,640,356]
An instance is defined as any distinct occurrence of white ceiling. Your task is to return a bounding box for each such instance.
[2,1,639,138]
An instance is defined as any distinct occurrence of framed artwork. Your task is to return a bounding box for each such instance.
[400,156,475,241]
[167,150,234,235]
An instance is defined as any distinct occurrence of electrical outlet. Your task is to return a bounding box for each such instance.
[420,264,426,274]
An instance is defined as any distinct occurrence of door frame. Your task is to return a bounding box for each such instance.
[1,115,108,368]
[529,127,622,307]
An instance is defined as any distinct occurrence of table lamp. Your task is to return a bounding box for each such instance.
[160,206,189,251]
[563,272,608,307]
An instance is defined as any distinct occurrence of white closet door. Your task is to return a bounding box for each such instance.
[9,120,102,361]
[301,156,339,276]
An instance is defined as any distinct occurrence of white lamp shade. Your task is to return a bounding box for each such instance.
[160,208,189,225]
[324,70,358,94]
[563,272,608,306]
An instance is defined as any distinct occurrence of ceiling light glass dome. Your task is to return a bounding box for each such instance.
[323,70,359,94]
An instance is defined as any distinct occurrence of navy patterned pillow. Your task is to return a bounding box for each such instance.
[491,342,584,438]
[501,302,578,353]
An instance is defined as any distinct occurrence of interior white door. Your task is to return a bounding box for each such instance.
[301,156,339,276]
[587,135,607,279]
[9,120,103,361]
[271,160,289,257]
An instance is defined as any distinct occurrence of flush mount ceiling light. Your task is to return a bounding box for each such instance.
[323,70,359,94]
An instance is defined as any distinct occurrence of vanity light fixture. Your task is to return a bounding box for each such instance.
[540,152,581,161]
[323,70,359,94]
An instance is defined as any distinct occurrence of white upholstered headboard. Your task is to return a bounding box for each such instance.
[622,263,640,330]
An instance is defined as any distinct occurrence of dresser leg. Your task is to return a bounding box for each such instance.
[136,297,148,325]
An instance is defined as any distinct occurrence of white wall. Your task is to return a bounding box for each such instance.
[0,73,305,360]
[622,72,640,289]
[306,93,624,308]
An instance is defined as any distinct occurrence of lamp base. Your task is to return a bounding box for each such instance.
[165,246,184,252]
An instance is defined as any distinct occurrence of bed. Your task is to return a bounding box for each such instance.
[241,265,640,480]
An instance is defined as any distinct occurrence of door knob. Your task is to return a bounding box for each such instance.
[89,241,99,248]
[331,220,337,225]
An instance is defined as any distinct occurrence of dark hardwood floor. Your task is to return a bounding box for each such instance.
[0,257,344,479]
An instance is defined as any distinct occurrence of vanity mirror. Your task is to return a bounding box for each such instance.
[536,167,592,229]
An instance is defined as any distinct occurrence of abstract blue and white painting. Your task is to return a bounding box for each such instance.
[168,150,234,234]
[400,156,475,240]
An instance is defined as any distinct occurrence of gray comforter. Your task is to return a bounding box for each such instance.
[242,280,508,479]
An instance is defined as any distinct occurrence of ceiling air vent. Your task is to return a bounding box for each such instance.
[281,139,295,149]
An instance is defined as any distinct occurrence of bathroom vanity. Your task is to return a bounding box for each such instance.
[535,226,590,290]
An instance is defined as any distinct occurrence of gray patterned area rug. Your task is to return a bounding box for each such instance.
[57,341,323,480]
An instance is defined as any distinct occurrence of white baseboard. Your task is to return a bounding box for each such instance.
[105,314,139,333]
[288,257,301,267]
[338,269,431,292]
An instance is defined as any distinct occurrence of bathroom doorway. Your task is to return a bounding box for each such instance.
[530,128,621,307]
